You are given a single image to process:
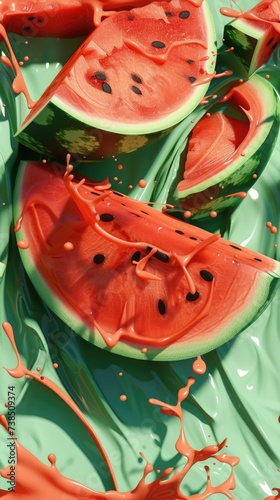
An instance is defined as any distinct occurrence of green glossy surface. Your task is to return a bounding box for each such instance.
[0,1,280,497]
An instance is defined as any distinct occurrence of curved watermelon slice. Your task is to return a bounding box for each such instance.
[15,0,216,161]
[173,74,279,220]
[13,159,280,361]
[222,0,280,77]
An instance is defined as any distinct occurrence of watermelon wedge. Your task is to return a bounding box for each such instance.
[173,74,279,220]
[13,159,280,361]
[222,0,280,77]
[15,0,216,161]
[0,0,95,37]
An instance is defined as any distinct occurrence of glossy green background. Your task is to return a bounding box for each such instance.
[0,1,280,497]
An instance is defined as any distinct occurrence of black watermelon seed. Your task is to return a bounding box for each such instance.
[131,251,141,264]
[187,59,194,64]
[130,212,141,218]
[131,73,142,84]
[189,236,197,240]
[113,191,124,197]
[200,270,213,282]
[179,10,190,18]
[37,18,43,23]
[175,229,184,235]
[95,71,106,81]
[152,41,166,49]
[189,76,196,83]
[27,16,36,20]
[254,257,262,262]
[100,213,114,222]
[91,191,100,196]
[131,86,142,95]
[230,244,242,251]
[23,26,32,32]
[186,290,200,301]
[158,299,166,315]
[146,247,170,263]
[127,13,134,20]
[102,82,112,94]
[165,11,173,16]
[267,37,274,46]
[141,210,149,215]
[93,254,105,264]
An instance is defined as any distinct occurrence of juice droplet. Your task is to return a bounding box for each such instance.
[252,173,257,179]
[118,372,123,377]
[63,241,74,251]
[14,216,23,233]
[270,226,278,234]
[141,347,148,354]
[128,184,133,189]
[120,395,127,401]
[184,211,192,219]
[36,367,41,372]
[138,179,146,188]
[210,211,217,218]
[192,356,206,375]
[225,191,246,199]
[48,453,57,466]
[4,402,8,408]
[53,363,58,369]
[266,221,272,228]
[17,239,30,249]
[117,164,123,170]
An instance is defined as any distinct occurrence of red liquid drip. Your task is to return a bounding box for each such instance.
[0,25,35,108]
[0,322,239,499]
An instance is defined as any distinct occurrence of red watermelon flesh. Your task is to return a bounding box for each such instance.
[13,160,280,361]
[179,113,249,187]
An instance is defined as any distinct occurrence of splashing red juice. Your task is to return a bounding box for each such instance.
[0,322,240,498]
[220,0,280,34]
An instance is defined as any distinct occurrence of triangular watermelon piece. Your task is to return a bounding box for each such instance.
[13,159,280,361]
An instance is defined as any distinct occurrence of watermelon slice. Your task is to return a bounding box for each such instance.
[13,159,280,361]
[173,74,279,220]
[0,0,95,37]
[15,0,216,161]
[0,0,183,34]
[222,0,280,77]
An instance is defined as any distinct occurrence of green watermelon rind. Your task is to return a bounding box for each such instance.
[13,163,280,361]
[223,16,280,77]
[15,0,217,161]
[175,74,280,219]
